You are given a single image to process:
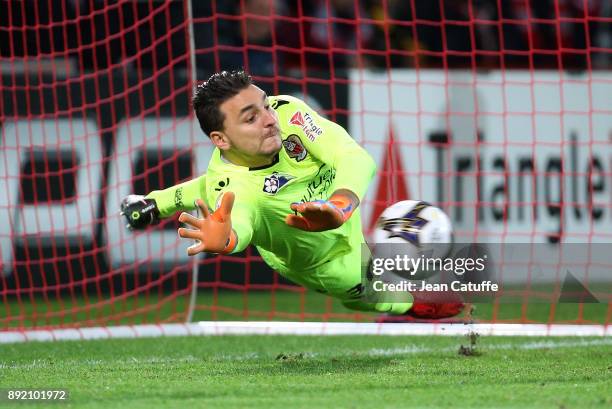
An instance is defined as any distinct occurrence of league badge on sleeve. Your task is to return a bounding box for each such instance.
[263,172,295,195]
[282,134,307,162]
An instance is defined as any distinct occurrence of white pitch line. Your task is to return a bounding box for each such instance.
[363,337,612,357]
[1,322,610,344]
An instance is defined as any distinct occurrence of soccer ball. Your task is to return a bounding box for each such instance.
[372,200,453,279]
[373,200,453,245]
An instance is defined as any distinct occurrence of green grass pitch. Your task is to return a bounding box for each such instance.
[1,334,611,409]
[3,289,610,328]
[2,290,610,408]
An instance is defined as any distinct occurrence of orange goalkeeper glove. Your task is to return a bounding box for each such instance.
[177,192,237,255]
[285,192,356,232]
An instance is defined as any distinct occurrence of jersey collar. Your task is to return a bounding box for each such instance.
[248,154,279,171]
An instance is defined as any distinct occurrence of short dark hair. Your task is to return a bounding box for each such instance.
[192,70,253,136]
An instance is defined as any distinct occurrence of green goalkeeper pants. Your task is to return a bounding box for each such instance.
[279,244,413,315]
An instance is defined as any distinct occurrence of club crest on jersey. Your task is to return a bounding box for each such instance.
[289,111,323,142]
[282,134,307,162]
[263,172,295,195]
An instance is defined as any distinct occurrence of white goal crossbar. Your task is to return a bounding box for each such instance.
[1,322,609,343]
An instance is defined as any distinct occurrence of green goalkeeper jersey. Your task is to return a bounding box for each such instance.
[147,95,376,274]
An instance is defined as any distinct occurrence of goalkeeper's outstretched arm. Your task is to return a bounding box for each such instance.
[121,174,207,230]
[279,95,376,232]
[177,192,237,255]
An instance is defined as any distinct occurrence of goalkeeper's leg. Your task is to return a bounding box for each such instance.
[282,243,413,315]
[282,243,464,319]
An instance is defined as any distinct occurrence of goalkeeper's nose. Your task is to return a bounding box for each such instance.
[263,107,277,128]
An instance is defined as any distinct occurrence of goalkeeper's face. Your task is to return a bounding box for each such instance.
[213,85,282,167]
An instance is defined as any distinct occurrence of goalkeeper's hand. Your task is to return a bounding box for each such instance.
[285,191,358,232]
[177,192,237,256]
[120,195,160,230]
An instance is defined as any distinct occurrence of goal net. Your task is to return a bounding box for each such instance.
[1,0,610,338]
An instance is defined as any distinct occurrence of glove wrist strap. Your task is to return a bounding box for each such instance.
[328,194,355,222]
[220,229,238,254]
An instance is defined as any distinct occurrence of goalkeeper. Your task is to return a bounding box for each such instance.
[121,70,463,319]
